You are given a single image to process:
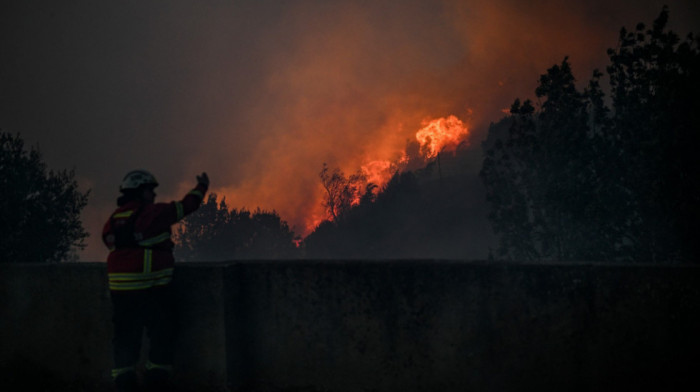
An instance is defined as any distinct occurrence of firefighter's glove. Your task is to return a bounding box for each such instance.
[197,172,210,188]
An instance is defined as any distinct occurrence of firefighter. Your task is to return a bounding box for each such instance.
[102,169,209,391]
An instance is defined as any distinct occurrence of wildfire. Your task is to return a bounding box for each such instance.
[415,115,469,159]
[353,115,469,198]
[305,114,470,232]
[361,160,394,187]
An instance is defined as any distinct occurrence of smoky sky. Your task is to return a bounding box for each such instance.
[1,0,698,261]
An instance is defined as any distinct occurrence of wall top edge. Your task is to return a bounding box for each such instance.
[1,260,698,269]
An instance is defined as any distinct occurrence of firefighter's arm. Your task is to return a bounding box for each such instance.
[173,172,209,222]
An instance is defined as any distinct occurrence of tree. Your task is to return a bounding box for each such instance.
[480,8,700,262]
[174,193,299,260]
[319,163,366,222]
[0,131,89,262]
[174,193,235,261]
[480,100,542,261]
[481,58,611,261]
[604,7,700,262]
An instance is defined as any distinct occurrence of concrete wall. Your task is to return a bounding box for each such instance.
[0,263,228,391]
[1,262,699,391]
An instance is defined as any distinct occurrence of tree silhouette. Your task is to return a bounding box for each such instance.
[604,6,700,262]
[480,7,700,262]
[175,193,299,260]
[481,59,614,261]
[0,131,89,262]
[319,163,366,222]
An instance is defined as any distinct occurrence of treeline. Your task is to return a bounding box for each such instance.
[481,7,699,262]
[174,150,492,261]
[174,194,298,260]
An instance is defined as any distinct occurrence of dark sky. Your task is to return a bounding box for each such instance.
[1,0,698,261]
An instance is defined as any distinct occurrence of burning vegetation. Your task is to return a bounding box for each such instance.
[318,115,472,226]
[170,7,697,263]
[416,115,470,159]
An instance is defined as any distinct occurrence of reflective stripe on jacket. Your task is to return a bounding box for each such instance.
[108,250,173,291]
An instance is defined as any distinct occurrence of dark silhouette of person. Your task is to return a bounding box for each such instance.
[102,170,208,391]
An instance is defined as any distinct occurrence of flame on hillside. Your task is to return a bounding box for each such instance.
[342,115,470,204]
[210,114,472,236]
[361,160,395,187]
[415,115,469,159]
[356,115,470,191]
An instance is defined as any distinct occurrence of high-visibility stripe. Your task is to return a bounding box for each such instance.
[187,189,204,199]
[109,268,174,281]
[175,202,184,220]
[153,276,173,287]
[108,268,174,291]
[143,249,153,273]
[112,210,134,219]
[138,232,171,247]
[109,276,173,291]
[146,360,173,373]
[112,366,135,379]
[111,281,147,290]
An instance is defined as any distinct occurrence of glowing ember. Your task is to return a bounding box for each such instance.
[415,115,469,159]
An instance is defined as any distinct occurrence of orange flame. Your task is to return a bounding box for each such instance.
[415,115,469,159]
[303,114,470,233]
[361,160,394,187]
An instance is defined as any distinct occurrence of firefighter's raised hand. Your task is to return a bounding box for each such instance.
[197,172,210,187]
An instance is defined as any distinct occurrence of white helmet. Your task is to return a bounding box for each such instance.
[120,170,159,191]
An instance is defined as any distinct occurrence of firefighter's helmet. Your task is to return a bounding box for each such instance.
[120,170,159,191]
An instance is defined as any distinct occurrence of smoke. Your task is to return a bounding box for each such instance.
[202,0,698,238]
[1,0,697,260]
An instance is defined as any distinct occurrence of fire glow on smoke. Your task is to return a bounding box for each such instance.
[221,114,471,236]
[359,115,470,189]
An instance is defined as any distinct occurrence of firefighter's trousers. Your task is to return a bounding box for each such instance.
[110,284,179,375]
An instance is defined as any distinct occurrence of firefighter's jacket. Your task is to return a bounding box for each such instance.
[102,184,207,291]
